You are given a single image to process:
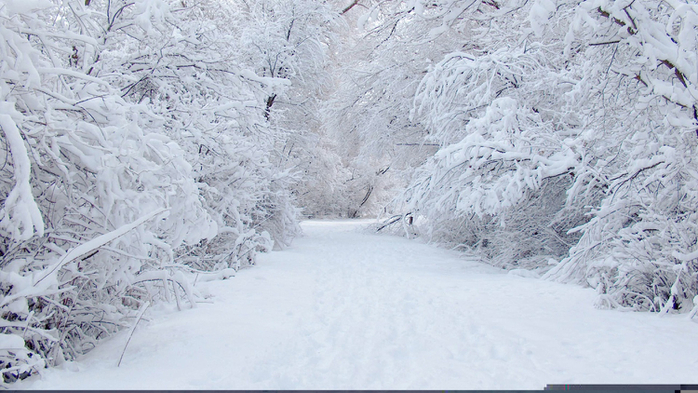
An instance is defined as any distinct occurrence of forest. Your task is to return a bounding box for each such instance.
[1,0,697,383]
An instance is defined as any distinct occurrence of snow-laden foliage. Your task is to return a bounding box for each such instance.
[0,0,212,379]
[380,0,698,313]
[542,0,698,314]
[98,0,302,257]
[404,97,585,270]
[0,0,308,382]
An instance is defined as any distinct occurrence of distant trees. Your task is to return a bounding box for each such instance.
[229,0,358,219]
[321,0,450,217]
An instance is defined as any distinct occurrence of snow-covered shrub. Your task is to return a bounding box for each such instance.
[104,0,303,260]
[381,0,698,313]
[0,0,307,382]
[0,333,44,383]
[397,14,595,268]
[0,7,201,384]
[403,96,587,270]
[0,0,224,376]
[542,0,698,313]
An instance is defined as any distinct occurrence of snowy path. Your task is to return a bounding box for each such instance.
[25,220,698,390]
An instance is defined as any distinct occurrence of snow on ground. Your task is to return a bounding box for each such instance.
[22,220,698,390]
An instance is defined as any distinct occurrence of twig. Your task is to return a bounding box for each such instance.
[117,301,150,367]
[589,40,620,46]
[341,0,360,15]
[172,280,182,312]
[34,208,166,286]
[376,215,402,232]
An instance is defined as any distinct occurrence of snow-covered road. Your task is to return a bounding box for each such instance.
[24,220,698,389]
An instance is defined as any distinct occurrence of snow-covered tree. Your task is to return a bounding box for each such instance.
[100,0,302,255]
[371,0,698,313]
[541,0,698,313]
[0,0,315,382]
[0,0,219,380]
